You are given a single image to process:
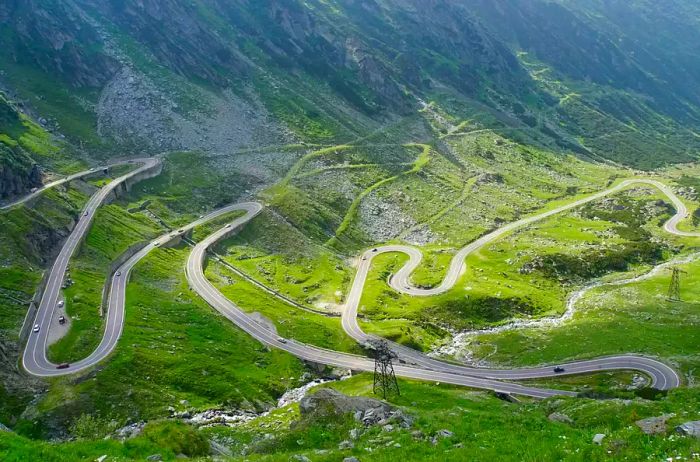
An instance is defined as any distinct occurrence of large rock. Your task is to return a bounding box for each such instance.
[548,412,573,425]
[635,415,671,435]
[299,389,393,421]
[676,421,700,438]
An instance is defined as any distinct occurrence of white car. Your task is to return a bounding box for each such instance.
[116,271,121,277]
[277,337,287,344]
[58,300,64,308]
[33,324,40,333]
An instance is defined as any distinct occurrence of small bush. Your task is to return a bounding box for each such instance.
[139,421,210,457]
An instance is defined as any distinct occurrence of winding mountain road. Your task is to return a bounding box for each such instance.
[1,160,144,210]
[21,172,690,396]
[22,157,161,376]
[341,179,695,387]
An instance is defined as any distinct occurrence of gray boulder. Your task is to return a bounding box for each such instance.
[338,440,354,450]
[300,389,393,425]
[676,421,700,438]
[636,415,672,435]
[430,429,454,445]
[548,412,573,425]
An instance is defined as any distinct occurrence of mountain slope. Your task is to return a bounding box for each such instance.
[0,0,697,167]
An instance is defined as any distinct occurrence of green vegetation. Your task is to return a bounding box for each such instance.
[1,420,209,461]
[226,376,699,461]
[462,249,700,375]
[209,262,360,354]
[0,92,84,174]
[4,373,700,461]
[328,143,431,247]
[219,209,351,310]
[0,185,91,425]
[4,1,700,460]
[17,245,305,439]
[47,202,161,363]
[0,58,103,152]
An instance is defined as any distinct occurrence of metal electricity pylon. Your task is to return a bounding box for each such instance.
[369,339,400,399]
[667,266,687,302]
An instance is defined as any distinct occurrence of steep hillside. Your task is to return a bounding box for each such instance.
[0,92,76,200]
[0,96,41,199]
[1,2,700,460]
[0,0,697,167]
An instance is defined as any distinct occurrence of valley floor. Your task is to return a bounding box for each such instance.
[2,134,700,460]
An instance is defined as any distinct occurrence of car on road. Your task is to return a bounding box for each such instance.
[116,271,121,277]
[225,223,232,228]
[553,366,565,373]
[372,248,378,252]
[56,363,70,369]
[277,337,287,344]
[58,315,66,325]
[84,211,89,216]
[154,242,160,247]
[33,324,40,333]
[58,300,64,307]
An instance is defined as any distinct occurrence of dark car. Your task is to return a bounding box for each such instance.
[553,366,565,373]
[58,315,66,325]
[56,363,70,370]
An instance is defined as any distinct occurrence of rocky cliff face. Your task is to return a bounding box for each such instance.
[0,0,119,87]
[0,95,43,200]
[0,146,42,200]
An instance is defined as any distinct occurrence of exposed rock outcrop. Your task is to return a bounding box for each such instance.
[0,145,42,200]
[676,421,700,438]
[636,415,672,435]
[298,389,412,429]
[299,388,393,420]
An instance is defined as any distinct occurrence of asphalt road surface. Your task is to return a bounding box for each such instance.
[22,175,687,396]
[1,160,146,210]
[22,158,161,376]
[341,179,693,388]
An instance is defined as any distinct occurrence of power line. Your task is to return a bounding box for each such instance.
[667,266,687,302]
[368,339,400,399]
